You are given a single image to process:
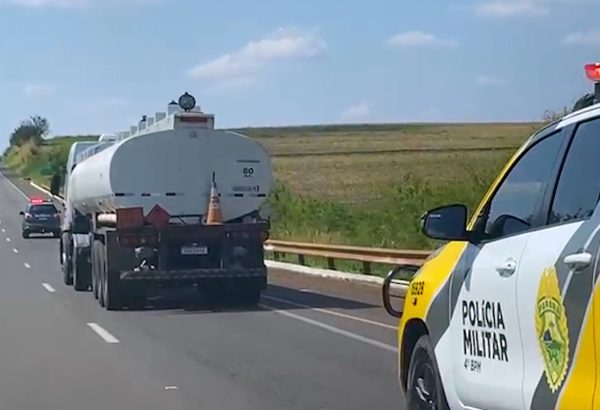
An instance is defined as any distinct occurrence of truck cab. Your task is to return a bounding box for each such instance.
[60,140,100,291]
[383,63,600,409]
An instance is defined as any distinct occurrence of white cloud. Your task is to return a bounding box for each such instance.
[23,83,54,96]
[341,103,370,120]
[475,1,549,17]
[563,29,600,46]
[476,75,507,86]
[186,27,326,87]
[387,31,457,48]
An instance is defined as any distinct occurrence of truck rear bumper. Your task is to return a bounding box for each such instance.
[119,267,267,281]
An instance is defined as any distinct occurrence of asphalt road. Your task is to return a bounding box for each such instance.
[0,168,406,410]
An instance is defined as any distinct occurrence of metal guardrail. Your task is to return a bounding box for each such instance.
[35,181,429,277]
[264,239,430,274]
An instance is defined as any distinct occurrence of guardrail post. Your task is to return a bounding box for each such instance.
[327,257,335,270]
[363,261,371,275]
[273,251,280,261]
[298,254,306,265]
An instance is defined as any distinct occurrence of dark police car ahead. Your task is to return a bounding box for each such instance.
[20,198,61,238]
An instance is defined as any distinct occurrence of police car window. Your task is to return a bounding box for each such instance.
[549,118,600,224]
[483,131,562,240]
[29,204,57,214]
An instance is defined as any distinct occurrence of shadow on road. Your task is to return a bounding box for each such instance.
[113,282,380,315]
[118,288,263,314]
[264,284,379,310]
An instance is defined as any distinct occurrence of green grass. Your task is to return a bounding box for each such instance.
[3,135,98,186]
[3,122,541,259]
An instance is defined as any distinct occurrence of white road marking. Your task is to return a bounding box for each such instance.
[262,294,396,330]
[164,386,178,390]
[42,283,56,293]
[259,303,396,353]
[12,248,18,254]
[24,263,31,269]
[1,228,5,233]
[86,323,120,344]
[5,237,10,242]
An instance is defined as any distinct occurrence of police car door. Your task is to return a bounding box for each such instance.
[516,117,600,410]
[447,128,567,410]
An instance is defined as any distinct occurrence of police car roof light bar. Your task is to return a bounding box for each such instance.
[584,63,600,104]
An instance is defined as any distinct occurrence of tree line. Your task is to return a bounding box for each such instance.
[9,115,49,147]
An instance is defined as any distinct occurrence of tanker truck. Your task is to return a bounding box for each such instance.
[53,93,273,310]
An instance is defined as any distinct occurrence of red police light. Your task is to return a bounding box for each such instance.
[29,197,44,204]
[585,63,600,82]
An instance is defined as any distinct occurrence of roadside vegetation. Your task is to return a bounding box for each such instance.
[2,118,539,252]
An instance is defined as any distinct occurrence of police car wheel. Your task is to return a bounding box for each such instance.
[407,334,449,410]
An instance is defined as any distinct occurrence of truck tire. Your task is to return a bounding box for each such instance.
[97,250,106,307]
[62,248,73,286]
[59,237,63,265]
[91,242,100,300]
[73,248,91,292]
[406,334,450,410]
[102,272,123,311]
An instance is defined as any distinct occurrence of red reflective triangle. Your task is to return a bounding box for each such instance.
[146,205,170,229]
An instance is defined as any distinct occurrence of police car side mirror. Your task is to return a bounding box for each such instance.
[19,211,24,216]
[421,204,469,241]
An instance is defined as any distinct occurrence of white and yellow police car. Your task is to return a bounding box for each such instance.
[383,63,600,410]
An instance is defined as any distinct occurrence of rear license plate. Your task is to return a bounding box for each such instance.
[181,246,208,255]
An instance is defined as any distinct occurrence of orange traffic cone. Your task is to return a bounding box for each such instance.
[205,172,223,225]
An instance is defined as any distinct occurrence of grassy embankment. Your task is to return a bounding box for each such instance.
[3,123,541,275]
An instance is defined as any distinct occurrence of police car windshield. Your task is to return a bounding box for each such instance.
[28,204,57,215]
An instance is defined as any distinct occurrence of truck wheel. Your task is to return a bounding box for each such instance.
[59,238,64,265]
[91,242,99,300]
[98,272,105,307]
[73,248,91,292]
[406,334,450,410]
[62,252,73,286]
[103,273,123,311]
[92,267,99,300]
[97,252,106,307]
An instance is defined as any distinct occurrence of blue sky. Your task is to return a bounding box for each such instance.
[0,0,599,148]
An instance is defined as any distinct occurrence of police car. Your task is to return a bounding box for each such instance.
[20,197,61,238]
[383,63,600,410]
